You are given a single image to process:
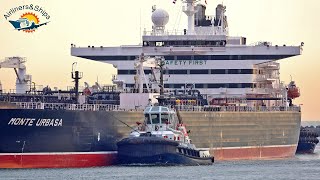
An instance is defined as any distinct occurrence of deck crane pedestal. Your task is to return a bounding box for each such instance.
[0,57,31,94]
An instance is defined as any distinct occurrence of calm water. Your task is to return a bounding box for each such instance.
[2,121,320,180]
[2,149,320,180]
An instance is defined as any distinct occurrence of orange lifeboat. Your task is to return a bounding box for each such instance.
[83,87,91,96]
[287,81,300,99]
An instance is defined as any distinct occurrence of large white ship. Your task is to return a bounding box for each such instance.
[71,0,301,99]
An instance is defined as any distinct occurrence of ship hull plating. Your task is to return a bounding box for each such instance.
[0,152,117,168]
[179,111,301,160]
[0,108,301,168]
[212,145,297,160]
[0,108,121,168]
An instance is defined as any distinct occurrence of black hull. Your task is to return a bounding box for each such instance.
[117,137,213,166]
[118,153,213,166]
[296,128,319,154]
[296,142,317,154]
[0,109,121,153]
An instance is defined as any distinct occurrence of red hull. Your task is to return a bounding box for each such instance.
[212,145,297,160]
[0,152,117,168]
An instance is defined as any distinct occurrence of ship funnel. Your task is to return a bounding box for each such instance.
[195,4,206,26]
[215,4,224,23]
[213,4,228,35]
[194,4,212,27]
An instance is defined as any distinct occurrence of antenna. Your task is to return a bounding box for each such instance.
[139,8,142,44]
[71,62,82,104]
[72,62,77,73]
[181,0,201,35]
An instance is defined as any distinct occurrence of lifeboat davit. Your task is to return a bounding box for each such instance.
[287,81,300,99]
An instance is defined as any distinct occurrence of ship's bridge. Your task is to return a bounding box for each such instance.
[142,33,227,47]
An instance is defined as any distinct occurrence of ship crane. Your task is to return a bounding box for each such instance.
[0,57,31,93]
[134,54,164,93]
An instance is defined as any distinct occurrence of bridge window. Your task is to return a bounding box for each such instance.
[118,70,129,74]
[164,56,175,60]
[125,83,256,89]
[240,69,254,74]
[177,56,192,60]
[161,113,169,124]
[190,69,209,74]
[156,42,164,47]
[144,70,152,74]
[228,69,239,74]
[242,83,254,88]
[81,54,293,61]
[151,114,160,124]
[211,69,226,74]
[194,55,209,60]
[195,84,204,88]
[173,84,186,89]
[169,70,188,74]
[229,83,239,88]
[145,114,151,124]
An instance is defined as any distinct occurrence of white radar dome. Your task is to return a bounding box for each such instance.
[151,9,169,26]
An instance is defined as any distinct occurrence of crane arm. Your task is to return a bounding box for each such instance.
[0,58,25,69]
[0,57,26,81]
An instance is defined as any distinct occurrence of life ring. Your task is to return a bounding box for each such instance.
[155,125,159,131]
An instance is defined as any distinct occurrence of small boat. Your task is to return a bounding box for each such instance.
[117,105,214,166]
[296,127,319,154]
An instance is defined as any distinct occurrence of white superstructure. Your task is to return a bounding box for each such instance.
[71,1,302,97]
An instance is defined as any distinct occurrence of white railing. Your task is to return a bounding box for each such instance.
[255,74,280,81]
[175,105,301,112]
[13,102,121,111]
[143,30,185,36]
[13,102,301,113]
[250,41,272,46]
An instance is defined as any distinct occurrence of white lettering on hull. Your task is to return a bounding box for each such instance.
[8,118,63,127]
